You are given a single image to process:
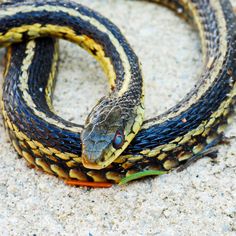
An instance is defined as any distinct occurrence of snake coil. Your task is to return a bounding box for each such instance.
[0,0,236,186]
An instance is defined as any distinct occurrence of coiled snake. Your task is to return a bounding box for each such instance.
[1,0,236,187]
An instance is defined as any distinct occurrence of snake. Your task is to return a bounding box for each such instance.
[0,0,236,187]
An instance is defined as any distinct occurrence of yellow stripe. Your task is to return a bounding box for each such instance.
[143,0,228,129]
[16,30,117,133]
[0,4,132,95]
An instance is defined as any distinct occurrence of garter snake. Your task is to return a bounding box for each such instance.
[0,0,236,186]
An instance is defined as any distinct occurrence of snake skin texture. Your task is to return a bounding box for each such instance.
[0,0,236,184]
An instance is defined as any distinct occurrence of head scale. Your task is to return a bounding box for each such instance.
[81,96,142,169]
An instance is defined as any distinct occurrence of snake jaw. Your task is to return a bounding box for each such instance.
[82,136,121,170]
[81,142,109,170]
[81,154,104,170]
[82,152,117,170]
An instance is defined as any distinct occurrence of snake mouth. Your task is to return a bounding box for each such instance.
[82,153,119,170]
[82,155,104,170]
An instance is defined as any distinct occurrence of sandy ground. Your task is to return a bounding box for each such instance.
[0,0,236,235]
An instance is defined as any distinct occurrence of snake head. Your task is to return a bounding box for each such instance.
[81,96,144,169]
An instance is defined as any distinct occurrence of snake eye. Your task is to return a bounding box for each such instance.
[113,130,124,149]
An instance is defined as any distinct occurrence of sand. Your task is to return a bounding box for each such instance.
[0,0,235,235]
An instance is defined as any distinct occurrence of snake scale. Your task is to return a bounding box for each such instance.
[0,0,236,187]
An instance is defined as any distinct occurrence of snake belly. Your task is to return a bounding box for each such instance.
[1,0,236,184]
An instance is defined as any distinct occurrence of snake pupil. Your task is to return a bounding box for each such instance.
[113,131,124,149]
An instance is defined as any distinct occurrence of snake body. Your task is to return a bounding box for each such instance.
[1,0,236,185]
